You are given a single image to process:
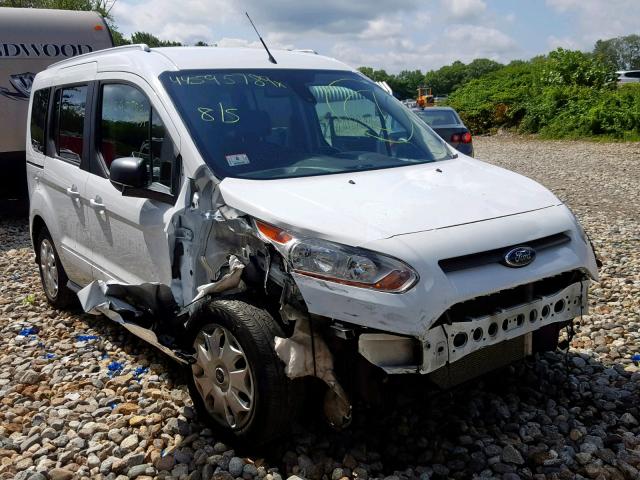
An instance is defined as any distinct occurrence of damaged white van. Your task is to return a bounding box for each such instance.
[27,44,599,444]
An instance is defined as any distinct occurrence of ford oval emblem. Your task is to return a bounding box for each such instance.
[503,246,536,267]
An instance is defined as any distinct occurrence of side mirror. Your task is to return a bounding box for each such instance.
[109,157,150,189]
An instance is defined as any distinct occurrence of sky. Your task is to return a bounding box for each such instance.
[110,0,640,73]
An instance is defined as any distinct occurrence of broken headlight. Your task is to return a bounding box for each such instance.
[255,220,418,293]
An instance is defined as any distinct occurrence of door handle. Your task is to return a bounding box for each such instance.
[90,197,105,211]
[66,186,80,198]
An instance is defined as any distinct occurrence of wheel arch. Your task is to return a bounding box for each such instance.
[31,215,48,263]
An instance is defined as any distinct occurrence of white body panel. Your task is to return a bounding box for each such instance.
[85,174,175,285]
[219,156,561,246]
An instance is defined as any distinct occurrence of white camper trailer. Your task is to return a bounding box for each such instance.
[0,7,113,201]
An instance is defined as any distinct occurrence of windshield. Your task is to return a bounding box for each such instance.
[414,109,461,127]
[160,69,453,180]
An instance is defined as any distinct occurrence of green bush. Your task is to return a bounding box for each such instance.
[447,48,640,140]
[448,62,537,132]
[538,84,640,139]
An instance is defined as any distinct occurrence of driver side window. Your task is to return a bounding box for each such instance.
[99,83,176,189]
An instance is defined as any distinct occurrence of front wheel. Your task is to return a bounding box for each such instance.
[187,298,295,445]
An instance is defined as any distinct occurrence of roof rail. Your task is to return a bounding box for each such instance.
[47,44,151,70]
[290,49,318,54]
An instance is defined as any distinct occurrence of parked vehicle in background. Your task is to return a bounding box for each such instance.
[0,7,113,202]
[616,70,640,84]
[434,95,448,105]
[28,45,598,445]
[413,106,474,156]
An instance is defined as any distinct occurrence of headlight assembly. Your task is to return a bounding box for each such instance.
[564,204,588,244]
[255,220,418,293]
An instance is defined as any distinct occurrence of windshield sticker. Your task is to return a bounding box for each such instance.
[168,73,286,88]
[226,154,250,166]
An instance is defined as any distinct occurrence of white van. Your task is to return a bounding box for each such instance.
[0,7,113,200]
[27,45,599,444]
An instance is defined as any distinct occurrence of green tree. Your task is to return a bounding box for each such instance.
[423,59,503,96]
[465,58,503,81]
[424,61,466,95]
[594,35,640,70]
[130,31,181,47]
[541,48,616,88]
[391,69,424,99]
[357,67,391,82]
[110,27,130,46]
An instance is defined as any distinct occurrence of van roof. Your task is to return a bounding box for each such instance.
[45,44,352,76]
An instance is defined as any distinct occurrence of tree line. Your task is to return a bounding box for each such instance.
[358,35,640,100]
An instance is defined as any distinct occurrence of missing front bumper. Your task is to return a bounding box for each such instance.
[358,280,589,376]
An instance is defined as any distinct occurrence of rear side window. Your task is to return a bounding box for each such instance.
[416,110,460,126]
[53,86,88,163]
[100,83,175,188]
[30,89,50,154]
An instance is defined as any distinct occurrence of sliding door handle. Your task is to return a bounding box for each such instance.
[66,186,80,198]
[90,197,105,211]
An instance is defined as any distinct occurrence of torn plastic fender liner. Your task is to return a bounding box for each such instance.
[274,306,352,429]
[77,280,193,365]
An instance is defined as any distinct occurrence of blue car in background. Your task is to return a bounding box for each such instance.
[413,106,474,157]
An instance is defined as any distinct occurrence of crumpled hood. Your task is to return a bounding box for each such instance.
[219,157,561,246]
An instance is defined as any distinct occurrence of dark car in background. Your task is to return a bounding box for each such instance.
[413,106,474,157]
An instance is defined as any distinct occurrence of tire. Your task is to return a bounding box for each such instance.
[35,229,76,309]
[187,298,295,446]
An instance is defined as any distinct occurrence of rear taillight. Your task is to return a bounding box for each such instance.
[451,132,472,143]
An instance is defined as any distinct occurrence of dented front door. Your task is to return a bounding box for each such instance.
[85,75,178,285]
[85,180,173,284]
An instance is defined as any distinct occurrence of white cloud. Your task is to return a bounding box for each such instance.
[545,0,640,49]
[329,21,518,72]
[112,0,234,44]
[441,0,487,21]
[444,25,517,55]
[359,17,404,40]
[547,35,581,51]
[107,0,602,73]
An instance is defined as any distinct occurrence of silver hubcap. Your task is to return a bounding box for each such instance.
[40,239,58,299]
[192,325,255,429]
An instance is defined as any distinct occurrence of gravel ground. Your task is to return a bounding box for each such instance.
[1,136,639,480]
